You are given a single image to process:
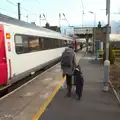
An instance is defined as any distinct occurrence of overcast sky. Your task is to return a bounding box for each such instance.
[0,0,120,27]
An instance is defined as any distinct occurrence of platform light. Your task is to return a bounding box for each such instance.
[6,33,11,39]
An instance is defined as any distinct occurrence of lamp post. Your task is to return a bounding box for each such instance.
[26,14,28,22]
[39,14,47,27]
[86,29,89,52]
[82,11,85,27]
[103,0,111,91]
[89,11,96,56]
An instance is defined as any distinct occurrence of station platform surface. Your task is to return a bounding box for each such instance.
[38,54,120,120]
[0,50,85,120]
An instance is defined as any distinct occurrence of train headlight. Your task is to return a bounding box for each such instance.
[6,33,11,39]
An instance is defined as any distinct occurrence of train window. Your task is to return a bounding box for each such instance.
[48,38,54,49]
[28,36,40,52]
[62,40,64,46]
[15,35,24,54]
[15,34,69,54]
[58,39,62,47]
[43,37,57,50]
[22,35,29,53]
[52,39,56,48]
[40,38,44,50]
[64,40,67,47]
[43,38,49,50]
[55,39,58,48]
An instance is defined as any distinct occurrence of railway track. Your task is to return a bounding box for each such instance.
[0,60,60,99]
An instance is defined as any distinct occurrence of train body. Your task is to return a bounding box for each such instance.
[0,15,73,86]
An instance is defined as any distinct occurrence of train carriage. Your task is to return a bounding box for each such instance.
[0,14,73,86]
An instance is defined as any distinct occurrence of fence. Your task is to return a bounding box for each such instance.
[97,50,120,57]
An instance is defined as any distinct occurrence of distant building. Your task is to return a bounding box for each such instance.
[44,25,61,33]
[31,22,36,25]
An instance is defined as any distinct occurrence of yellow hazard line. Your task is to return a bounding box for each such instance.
[32,76,66,120]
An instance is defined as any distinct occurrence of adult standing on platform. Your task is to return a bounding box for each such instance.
[61,45,76,97]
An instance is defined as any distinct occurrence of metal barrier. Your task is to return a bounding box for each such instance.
[97,50,120,57]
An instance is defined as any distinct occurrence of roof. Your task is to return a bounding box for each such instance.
[0,14,59,34]
[45,26,61,32]
[0,13,72,40]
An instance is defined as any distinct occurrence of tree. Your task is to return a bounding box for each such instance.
[103,42,115,64]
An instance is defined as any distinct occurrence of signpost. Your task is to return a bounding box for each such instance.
[103,0,110,91]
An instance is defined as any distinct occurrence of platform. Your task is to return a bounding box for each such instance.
[0,50,85,120]
[38,54,120,120]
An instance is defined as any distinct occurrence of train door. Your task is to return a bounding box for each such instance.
[0,24,7,86]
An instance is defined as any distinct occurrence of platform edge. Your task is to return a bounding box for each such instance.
[32,76,66,120]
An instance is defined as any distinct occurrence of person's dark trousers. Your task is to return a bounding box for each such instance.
[65,74,72,97]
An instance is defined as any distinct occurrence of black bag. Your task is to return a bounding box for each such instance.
[73,68,84,86]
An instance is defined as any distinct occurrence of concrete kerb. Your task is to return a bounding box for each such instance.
[89,54,120,105]
[109,80,120,105]
[108,61,120,105]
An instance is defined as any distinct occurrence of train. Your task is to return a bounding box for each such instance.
[0,14,73,86]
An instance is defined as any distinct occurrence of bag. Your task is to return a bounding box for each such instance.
[73,67,84,86]
[62,81,67,89]
[61,50,72,68]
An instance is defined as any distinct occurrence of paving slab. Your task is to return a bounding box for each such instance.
[39,55,120,120]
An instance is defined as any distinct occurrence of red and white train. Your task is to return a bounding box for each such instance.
[0,14,73,86]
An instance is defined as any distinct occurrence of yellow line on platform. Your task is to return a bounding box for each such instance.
[32,76,66,120]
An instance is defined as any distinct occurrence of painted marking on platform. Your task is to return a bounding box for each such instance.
[44,78,53,81]
[23,92,35,97]
[32,76,66,120]
[40,93,50,99]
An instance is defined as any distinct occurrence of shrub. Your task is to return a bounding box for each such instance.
[103,42,115,64]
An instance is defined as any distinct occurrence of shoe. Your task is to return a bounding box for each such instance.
[76,95,81,100]
[65,86,71,97]
[77,97,80,100]
[65,93,71,97]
